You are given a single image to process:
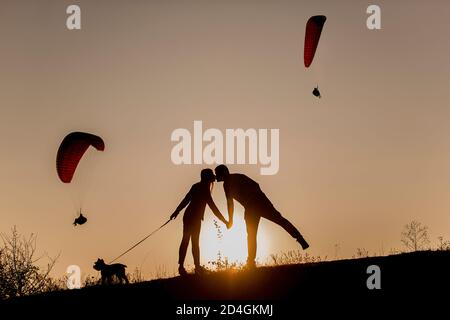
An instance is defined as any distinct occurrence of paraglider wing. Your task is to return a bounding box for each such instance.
[56,132,105,183]
[304,15,326,68]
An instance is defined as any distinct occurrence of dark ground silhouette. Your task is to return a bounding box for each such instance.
[3,251,449,318]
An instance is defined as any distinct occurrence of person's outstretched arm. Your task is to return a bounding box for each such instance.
[206,193,227,225]
[224,183,234,228]
[170,187,192,220]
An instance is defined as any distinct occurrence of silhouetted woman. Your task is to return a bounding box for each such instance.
[170,169,228,276]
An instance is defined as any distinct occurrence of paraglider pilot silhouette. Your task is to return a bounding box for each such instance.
[312,86,321,99]
[304,15,326,99]
[214,165,309,268]
[73,212,87,226]
[170,169,229,276]
[56,132,105,226]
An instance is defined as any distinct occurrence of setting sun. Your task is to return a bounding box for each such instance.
[200,209,271,267]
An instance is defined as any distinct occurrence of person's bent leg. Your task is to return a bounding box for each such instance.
[263,207,310,250]
[244,212,261,268]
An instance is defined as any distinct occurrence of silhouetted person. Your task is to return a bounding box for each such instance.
[214,165,309,268]
[73,213,87,226]
[312,86,321,98]
[170,169,228,276]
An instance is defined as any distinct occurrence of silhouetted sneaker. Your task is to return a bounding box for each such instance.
[195,265,207,275]
[178,266,188,276]
[297,236,310,250]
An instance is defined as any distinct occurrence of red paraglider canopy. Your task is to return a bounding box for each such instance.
[56,132,105,183]
[304,15,327,68]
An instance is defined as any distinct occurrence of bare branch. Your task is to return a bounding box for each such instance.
[0,226,59,299]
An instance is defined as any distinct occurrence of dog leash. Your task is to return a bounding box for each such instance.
[109,219,172,263]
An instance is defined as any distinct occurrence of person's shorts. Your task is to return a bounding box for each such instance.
[244,194,281,220]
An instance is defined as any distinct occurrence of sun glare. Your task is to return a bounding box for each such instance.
[200,210,271,267]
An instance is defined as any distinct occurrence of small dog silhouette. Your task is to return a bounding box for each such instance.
[93,258,129,285]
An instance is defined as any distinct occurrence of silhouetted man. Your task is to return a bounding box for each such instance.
[214,165,309,268]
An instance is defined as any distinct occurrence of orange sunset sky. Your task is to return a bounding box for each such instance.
[1,0,450,278]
